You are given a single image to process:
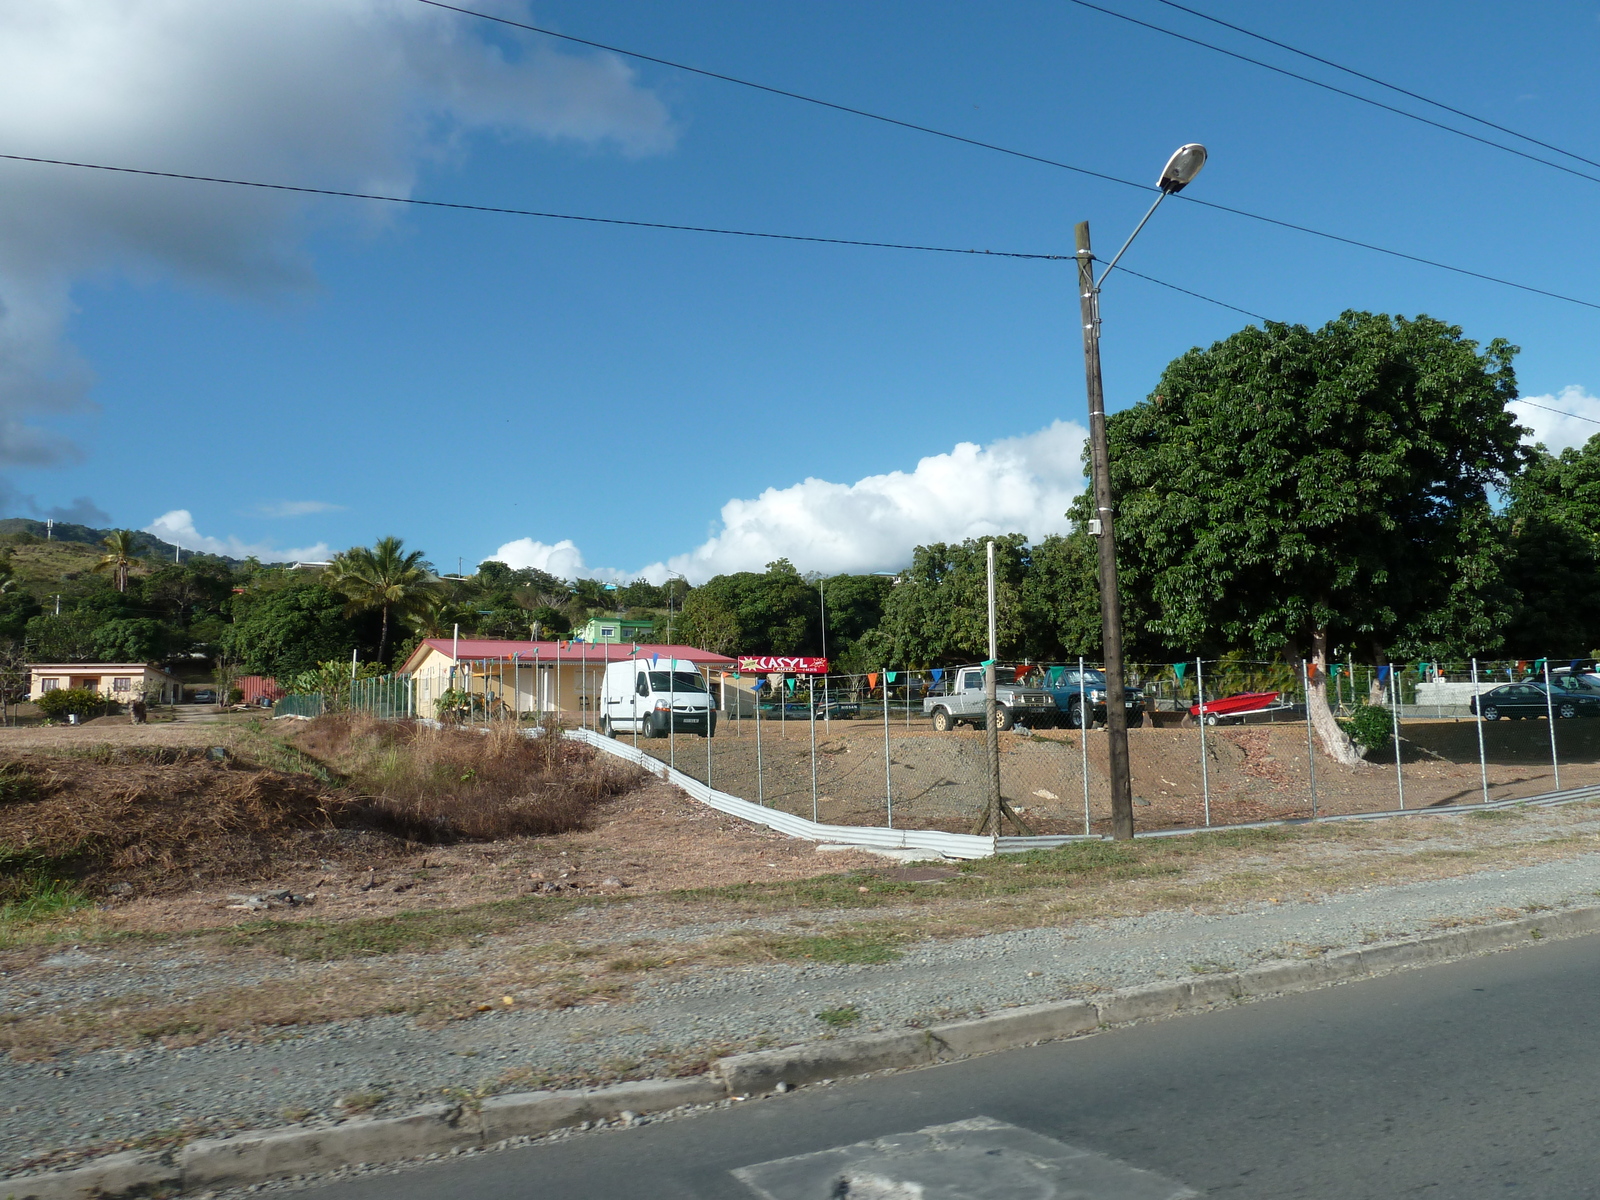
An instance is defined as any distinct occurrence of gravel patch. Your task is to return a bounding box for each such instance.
[5,847,1600,1177]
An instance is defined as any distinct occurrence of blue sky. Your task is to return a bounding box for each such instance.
[3,0,1599,579]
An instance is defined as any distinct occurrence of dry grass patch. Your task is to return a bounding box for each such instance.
[293,714,643,841]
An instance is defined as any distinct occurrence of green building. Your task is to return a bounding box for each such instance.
[579,616,655,644]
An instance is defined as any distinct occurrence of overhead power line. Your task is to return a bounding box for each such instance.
[412,0,1600,314]
[1516,399,1600,427]
[0,152,1064,259]
[1148,0,1600,174]
[0,152,1291,320]
[1062,0,1600,188]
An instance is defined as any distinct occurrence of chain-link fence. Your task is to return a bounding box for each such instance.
[276,654,1600,835]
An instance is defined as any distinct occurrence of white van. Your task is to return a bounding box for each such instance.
[599,658,716,738]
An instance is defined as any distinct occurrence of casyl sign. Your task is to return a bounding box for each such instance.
[738,656,829,675]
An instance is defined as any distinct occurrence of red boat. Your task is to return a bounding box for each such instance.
[1189,690,1284,725]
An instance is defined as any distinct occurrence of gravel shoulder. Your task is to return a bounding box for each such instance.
[5,793,1600,1178]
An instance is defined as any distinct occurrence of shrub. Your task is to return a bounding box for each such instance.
[36,686,109,722]
[1340,703,1394,752]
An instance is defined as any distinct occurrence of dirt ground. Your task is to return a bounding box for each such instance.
[629,713,1600,834]
[84,777,886,938]
[0,717,886,940]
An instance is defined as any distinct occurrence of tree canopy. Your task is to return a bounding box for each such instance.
[1102,311,1525,759]
[1108,311,1524,664]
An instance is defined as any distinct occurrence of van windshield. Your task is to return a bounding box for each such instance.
[648,671,706,693]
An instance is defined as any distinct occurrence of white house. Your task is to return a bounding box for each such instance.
[27,663,183,705]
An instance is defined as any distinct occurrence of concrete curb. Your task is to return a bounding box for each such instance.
[7,905,1597,1198]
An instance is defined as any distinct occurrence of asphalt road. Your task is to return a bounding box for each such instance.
[300,933,1600,1198]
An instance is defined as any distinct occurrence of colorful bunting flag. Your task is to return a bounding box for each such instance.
[1048,665,1064,686]
[1172,662,1187,680]
[1377,665,1391,683]
[930,669,943,682]
[886,671,898,683]
[867,673,880,690]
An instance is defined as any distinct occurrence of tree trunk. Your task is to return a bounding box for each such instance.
[378,605,390,665]
[1308,627,1364,765]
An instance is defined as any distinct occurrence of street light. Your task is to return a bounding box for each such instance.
[1076,143,1207,842]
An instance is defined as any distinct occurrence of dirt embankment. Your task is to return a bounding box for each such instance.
[0,717,885,931]
[0,747,395,899]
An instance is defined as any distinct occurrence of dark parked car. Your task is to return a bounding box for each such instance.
[1471,682,1600,721]
[1044,667,1145,729]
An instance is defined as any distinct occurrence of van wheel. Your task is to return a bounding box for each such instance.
[931,707,954,733]
[600,716,614,738]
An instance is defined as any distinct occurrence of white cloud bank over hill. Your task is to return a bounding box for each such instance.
[0,0,674,469]
[491,420,1090,584]
[1511,387,1600,454]
[145,509,329,563]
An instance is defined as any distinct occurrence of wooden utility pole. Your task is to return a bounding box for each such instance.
[1076,221,1135,840]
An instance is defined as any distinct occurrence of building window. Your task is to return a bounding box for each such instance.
[113,678,132,693]
[40,678,60,692]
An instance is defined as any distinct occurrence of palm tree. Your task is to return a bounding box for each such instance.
[91,530,137,593]
[325,537,442,664]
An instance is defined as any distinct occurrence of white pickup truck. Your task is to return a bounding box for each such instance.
[923,666,1058,732]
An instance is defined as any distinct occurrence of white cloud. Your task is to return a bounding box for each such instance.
[0,0,676,464]
[495,420,1090,585]
[649,420,1090,582]
[488,537,627,582]
[1511,387,1600,455]
[145,509,329,563]
[255,500,346,518]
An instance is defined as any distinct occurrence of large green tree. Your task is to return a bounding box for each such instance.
[1501,435,1600,655]
[223,582,370,677]
[325,537,442,664]
[675,560,815,655]
[1107,311,1524,762]
[872,536,1029,666]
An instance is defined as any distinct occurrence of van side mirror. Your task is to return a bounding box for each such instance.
[636,675,649,697]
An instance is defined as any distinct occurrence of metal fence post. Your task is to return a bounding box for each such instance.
[1303,659,1318,819]
[1196,656,1210,827]
[1471,657,1489,804]
[755,687,764,805]
[1388,662,1404,810]
[1543,656,1561,790]
[1080,656,1091,835]
[882,669,893,828]
[810,677,818,822]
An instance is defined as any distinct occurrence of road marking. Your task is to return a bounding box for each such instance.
[732,1116,1196,1199]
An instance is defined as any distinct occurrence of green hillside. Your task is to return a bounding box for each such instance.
[0,519,241,566]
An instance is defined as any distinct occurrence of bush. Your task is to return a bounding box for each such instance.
[1340,703,1394,752]
[36,687,109,722]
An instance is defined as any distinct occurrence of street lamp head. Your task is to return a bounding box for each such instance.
[1157,143,1207,194]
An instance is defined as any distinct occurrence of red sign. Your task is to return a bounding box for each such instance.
[738,656,829,675]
